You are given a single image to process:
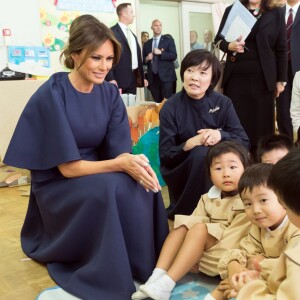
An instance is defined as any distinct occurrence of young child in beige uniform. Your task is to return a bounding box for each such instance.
[208,163,300,300]
[132,141,252,300]
[230,149,300,299]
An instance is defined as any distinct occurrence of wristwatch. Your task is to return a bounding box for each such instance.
[280,82,287,87]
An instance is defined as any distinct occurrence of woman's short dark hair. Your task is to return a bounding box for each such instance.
[206,141,252,176]
[268,148,300,215]
[238,163,273,195]
[60,14,121,70]
[180,49,221,91]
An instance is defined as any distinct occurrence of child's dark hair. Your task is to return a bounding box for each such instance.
[256,134,294,162]
[238,163,273,195]
[206,141,252,176]
[268,148,300,215]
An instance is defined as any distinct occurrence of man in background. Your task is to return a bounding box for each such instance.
[105,3,146,94]
[203,29,214,52]
[190,30,202,50]
[143,19,177,103]
[277,0,300,139]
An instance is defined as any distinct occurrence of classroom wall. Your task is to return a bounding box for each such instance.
[0,0,222,76]
[0,0,41,71]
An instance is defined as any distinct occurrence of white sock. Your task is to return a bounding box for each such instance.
[152,268,167,279]
[159,274,176,290]
[146,268,167,284]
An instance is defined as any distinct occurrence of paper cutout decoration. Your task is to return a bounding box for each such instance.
[40,8,58,27]
[42,33,65,51]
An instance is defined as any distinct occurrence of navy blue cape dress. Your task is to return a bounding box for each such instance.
[4,72,169,300]
[159,90,250,219]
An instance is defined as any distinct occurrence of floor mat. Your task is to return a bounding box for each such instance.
[36,273,219,299]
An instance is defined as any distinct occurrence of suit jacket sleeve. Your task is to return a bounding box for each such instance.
[160,36,177,61]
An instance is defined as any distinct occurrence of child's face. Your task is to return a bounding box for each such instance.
[241,185,286,230]
[261,148,289,164]
[210,152,245,193]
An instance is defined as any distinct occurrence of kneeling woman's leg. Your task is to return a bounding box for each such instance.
[22,172,168,300]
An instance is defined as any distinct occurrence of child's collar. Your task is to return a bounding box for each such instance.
[208,185,239,199]
[208,185,221,198]
[266,215,288,232]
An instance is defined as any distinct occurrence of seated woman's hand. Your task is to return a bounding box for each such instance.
[183,129,221,151]
[197,129,221,147]
[118,153,161,193]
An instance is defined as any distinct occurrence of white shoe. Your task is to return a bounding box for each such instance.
[140,283,170,300]
[131,287,148,300]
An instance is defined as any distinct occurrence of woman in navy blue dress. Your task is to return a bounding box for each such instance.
[4,15,168,300]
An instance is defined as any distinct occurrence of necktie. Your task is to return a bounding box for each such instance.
[287,8,293,61]
[126,27,132,51]
[152,37,158,74]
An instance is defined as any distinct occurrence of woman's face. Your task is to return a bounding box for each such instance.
[142,32,149,43]
[183,62,212,99]
[248,0,262,8]
[71,39,114,88]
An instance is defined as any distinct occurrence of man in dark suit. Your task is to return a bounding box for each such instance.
[105,3,146,95]
[143,19,177,103]
[276,0,300,139]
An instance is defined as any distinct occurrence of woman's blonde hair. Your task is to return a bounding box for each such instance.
[60,14,121,70]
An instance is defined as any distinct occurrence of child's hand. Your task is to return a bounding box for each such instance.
[247,255,265,269]
[216,279,233,299]
[229,260,261,298]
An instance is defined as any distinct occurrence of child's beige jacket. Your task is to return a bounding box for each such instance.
[236,238,300,299]
[218,217,300,280]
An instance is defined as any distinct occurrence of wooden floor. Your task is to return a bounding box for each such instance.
[0,184,170,299]
[0,186,55,300]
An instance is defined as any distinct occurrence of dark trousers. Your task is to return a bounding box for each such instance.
[276,61,294,140]
[148,74,174,103]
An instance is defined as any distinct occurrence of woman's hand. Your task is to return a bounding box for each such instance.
[118,153,161,193]
[228,35,245,53]
[183,129,221,151]
[197,129,221,147]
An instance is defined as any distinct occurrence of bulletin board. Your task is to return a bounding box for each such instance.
[8,46,50,67]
